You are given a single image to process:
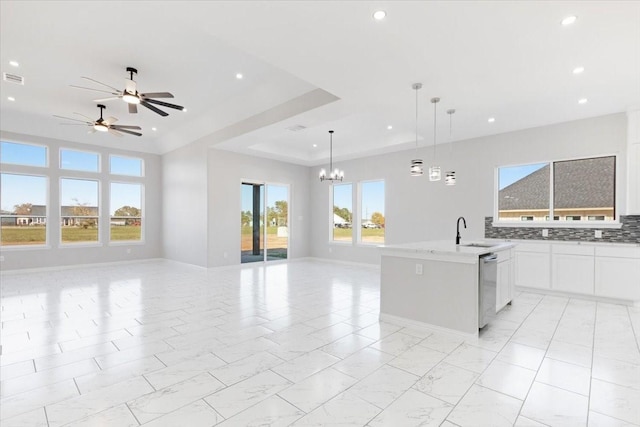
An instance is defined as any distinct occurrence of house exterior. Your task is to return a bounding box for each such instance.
[498,157,615,221]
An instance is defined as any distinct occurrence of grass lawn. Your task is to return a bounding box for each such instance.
[1,226,141,245]
[333,227,384,243]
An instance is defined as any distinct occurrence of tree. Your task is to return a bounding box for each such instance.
[274,200,288,226]
[70,198,96,228]
[13,203,32,215]
[371,212,385,227]
[241,210,252,227]
[333,206,352,222]
[114,206,141,217]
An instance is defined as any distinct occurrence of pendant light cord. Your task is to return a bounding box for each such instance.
[432,99,437,159]
[329,130,333,172]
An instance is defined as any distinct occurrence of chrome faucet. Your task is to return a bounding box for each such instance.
[456,216,467,245]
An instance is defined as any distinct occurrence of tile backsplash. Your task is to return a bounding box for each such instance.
[484,215,640,244]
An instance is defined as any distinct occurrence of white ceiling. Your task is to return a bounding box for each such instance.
[1,1,639,166]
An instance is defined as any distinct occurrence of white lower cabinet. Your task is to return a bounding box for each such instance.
[595,255,640,300]
[551,253,595,295]
[515,251,551,289]
[496,255,513,312]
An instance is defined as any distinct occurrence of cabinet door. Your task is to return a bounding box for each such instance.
[496,259,512,311]
[552,254,594,294]
[595,257,640,300]
[515,251,550,289]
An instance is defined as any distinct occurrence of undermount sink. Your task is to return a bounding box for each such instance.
[460,242,495,248]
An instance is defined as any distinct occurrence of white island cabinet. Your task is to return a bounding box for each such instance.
[379,240,515,337]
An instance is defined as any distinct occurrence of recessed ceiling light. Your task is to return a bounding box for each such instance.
[7,96,15,101]
[387,125,393,130]
[313,144,317,148]
[573,66,585,74]
[9,60,19,67]
[183,108,187,112]
[152,127,157,131]
[373,10,386,20]
[578,98,588,104]
[561,15,577,26]
[488,117,495,123]
[236,73,243,79]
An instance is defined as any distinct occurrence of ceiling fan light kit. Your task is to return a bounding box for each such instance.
[54,104,142,137]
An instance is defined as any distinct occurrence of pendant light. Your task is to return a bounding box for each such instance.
[445,108,456,186]
[319,130,344,182]
[429,97,441,181]
[410,83,423,176]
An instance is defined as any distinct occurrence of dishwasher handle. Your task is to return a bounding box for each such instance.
[481,253,498,262]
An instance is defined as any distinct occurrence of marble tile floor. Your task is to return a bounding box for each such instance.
[1,259,639,426]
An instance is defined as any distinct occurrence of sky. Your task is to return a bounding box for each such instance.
[1,141,143,213]
[241,183,288,212]
[334,180,385,220]
[498,162,547,190]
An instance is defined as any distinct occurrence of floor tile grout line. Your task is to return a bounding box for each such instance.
[625,305,640,356]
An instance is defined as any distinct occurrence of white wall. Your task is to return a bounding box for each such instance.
[207,149,311,267]
[161,142,208,267]
[627,110,640,214]
[309,113,628,265]
[0,131,163,270]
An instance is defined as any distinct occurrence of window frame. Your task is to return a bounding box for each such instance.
[59,177,101,246]
[59,147,101,173]
[0,172,50,249]
[329,182,354,244]
[109,181,145,244]
[493,154,621,229]
[356,179,386,246]
[1,140,49,168]
[109,154,145,177]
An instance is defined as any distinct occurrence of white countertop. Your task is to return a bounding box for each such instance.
[379,240,515,257]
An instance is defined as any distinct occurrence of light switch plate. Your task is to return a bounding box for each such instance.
[542,229,549,237]
[595,230,602,238]
[415,264,423,275]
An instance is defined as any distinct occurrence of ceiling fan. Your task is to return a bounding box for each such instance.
[71,67,185,117]
[54,104,142,137]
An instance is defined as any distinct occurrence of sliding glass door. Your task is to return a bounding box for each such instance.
[241,182,289,263]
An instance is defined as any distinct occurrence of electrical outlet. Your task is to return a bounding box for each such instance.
[126,248,131,254]
[329,247,333,253]
[415,264,423,275]
[595,230,602,239]
[542,229,549,237]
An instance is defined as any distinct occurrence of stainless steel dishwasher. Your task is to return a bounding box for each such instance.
[478,253,498,328]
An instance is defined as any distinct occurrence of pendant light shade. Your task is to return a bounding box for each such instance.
[445,108,456,186]
[319,130,344,182]
[429,97,441,182]
[410,83,423,176]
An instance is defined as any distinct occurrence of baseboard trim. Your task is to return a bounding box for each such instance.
[0,257,168,275]
[515,286,639,307]
[379,313,478,339]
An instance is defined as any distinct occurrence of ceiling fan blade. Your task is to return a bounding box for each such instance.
[128,103,138,114]
[140,92,174,99]
[115,128,143,137]
[81,76,121,92]
[140,100,169,117]
[108,128,124,137]
[93,97,121,102]
[111,125,142,130]
[104,116,118,125]
[70,85,119,95]
[54,114,91,124]
[143,98,184,111]
[73,112,95,121]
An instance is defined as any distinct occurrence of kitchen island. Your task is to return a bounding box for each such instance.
[379,240,515,337]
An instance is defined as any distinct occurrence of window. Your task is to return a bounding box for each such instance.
[1,173,47,246]
[332,183,352,242]
[1,141,47,167]
[497,156,615,223]
[110,155,143,177]
[520,216,534,221]
[60,178,99,244]
[359,180,385,244]
[110,183,142,241]
[60,149,99,172]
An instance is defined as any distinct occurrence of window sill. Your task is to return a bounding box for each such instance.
[59,242,103,248]
[328,241,354,245]
[1,245,51,251]
[492,221,623,229]
[109,241,145,246]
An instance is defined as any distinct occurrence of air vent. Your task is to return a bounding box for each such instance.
[3,72,24,85]
[286,125,307,132]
